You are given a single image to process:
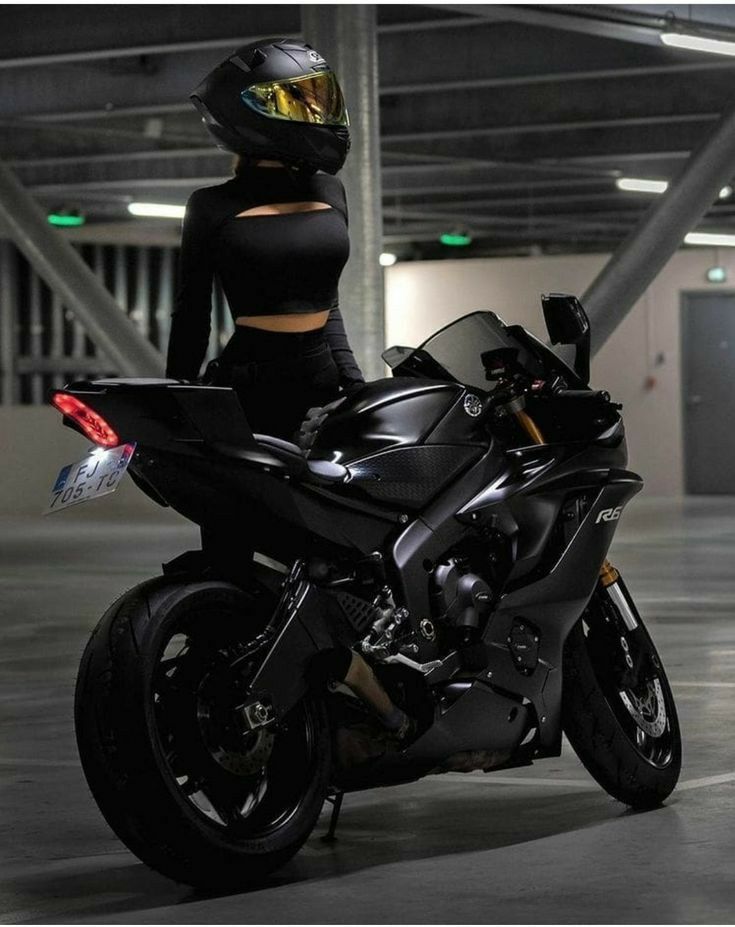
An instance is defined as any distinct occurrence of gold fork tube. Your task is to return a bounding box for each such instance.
[514,408,546,445]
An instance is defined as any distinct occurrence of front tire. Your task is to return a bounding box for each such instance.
[562,580,681,809]
[75,577,331,888]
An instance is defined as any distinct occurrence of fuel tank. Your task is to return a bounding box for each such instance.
[308,377,488,510]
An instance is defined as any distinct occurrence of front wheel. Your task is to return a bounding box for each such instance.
[562,578,681,809]
[75,577,331,888]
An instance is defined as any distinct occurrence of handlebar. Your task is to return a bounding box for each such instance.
[552,388,611,402]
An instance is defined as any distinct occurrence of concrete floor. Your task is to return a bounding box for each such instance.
[1,497,735,924]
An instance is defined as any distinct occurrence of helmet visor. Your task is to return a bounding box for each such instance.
[240,71,349,127]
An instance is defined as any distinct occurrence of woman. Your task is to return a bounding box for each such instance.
[168,39,412,739]
[166,37,365,441]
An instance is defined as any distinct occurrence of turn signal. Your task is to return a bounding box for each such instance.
[51,393,120,447]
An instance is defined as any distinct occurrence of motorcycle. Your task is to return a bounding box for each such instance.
[49,294,681,888]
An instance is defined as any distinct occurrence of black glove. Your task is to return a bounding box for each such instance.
[341,379,367,397]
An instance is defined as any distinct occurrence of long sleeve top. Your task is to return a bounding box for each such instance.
[165,165,365,391]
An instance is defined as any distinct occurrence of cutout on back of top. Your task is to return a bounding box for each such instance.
[235,201,333,218]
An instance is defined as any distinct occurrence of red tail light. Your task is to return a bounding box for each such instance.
[52,392,120,447]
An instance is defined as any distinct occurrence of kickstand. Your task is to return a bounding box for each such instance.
[321,791,344,843]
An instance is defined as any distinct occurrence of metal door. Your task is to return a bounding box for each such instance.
[682,292,735,493]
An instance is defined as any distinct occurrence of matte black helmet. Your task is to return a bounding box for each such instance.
[190,38,350,175]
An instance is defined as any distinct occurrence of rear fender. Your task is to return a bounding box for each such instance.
[55,379,255,455]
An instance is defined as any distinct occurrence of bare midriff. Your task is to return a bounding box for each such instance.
[235,310,330,332]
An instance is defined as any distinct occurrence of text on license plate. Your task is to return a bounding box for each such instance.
[44,443,137,515]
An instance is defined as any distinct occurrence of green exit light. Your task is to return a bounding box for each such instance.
[48,213,86,227]
[707,265,727,283]
[440,231,472,247]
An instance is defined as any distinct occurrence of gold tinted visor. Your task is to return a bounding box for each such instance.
[240,71,349,127]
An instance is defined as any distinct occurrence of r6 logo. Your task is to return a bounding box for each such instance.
[596,505,623,524]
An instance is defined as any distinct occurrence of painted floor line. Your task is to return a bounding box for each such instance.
[436,771,735,791]
[671,681,735,688]
[675,772,735,791]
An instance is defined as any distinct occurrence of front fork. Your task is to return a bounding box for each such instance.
[599,560,638,631]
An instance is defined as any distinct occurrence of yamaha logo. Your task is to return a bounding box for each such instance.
[464,394,483,417]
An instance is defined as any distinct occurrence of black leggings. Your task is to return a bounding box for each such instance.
[206,325,341,441]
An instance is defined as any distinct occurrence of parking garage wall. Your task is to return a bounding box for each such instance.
[386,250,735,497]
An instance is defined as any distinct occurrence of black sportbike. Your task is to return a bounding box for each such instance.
[51,295,681,888]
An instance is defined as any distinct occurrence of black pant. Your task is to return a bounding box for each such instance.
[205,326,341,442]
[201,326,340,581]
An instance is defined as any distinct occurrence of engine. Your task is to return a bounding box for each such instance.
[431,559,493,644]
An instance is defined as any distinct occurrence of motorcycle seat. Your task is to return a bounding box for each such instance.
[256,435,348,484]
[212,434,348,485]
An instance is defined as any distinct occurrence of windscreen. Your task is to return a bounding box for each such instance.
[413,311,536,392]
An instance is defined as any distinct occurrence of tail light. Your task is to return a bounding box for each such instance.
[51,392,120,447]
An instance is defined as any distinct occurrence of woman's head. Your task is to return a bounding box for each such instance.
[191,38,350,175]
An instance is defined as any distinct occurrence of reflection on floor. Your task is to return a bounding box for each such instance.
[1,498,734,924]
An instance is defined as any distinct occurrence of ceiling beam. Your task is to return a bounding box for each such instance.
[429,4,677,47]
[384,58,735,95]
[8,111,715,172]
[10,145,621,193]
[0,14,479,70]
[382,204,633,233]
[14,60,735,125]
[0,34,285,70]
[382,112,719,144]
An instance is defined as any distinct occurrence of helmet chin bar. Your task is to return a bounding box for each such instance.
[194,102,348,175]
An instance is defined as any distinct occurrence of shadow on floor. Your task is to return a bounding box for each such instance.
[12,785,637,924]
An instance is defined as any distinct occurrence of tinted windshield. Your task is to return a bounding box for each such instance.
[417,312,523,391]
[384,310,583,391]
[385,310,580,391]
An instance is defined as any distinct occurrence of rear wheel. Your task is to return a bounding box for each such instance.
[75,578,331,888]
[562,580,681,808]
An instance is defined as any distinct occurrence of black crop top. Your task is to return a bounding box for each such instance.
[165,166,363,387]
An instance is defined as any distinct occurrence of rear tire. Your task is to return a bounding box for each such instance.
[562,582,681,809]
[75,576,331,888]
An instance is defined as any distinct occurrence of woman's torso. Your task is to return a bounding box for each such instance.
[198,166,350,324]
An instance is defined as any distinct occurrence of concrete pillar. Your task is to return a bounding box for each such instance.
[582,103,735,355]
[301,4,385,379]
[0,160,164,377]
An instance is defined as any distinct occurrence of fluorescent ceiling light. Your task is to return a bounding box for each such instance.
[685,232,735,247]
[616,178,733,200]
[379,252,397,267]
[661,32,735,57]
[616,178,669,194]
[128,202,185,219]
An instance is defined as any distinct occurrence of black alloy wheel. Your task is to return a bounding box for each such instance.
[152,608,319,838]
[75,578,331,888]
[562,582,681,808]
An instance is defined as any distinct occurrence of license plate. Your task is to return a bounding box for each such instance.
[44,443,136,515]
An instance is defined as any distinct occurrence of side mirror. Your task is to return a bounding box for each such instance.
[541,293,591,385]
[381,345,413,369]
[542,293,589,345]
